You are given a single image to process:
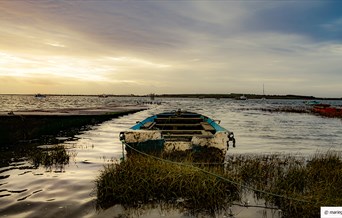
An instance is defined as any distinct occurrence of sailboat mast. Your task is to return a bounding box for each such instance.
[261,84,266,100]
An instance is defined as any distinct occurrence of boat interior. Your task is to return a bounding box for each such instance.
[140,112,216,141]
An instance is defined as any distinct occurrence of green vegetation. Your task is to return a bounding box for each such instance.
[96,152,342,217]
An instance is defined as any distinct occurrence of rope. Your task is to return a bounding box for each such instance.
[122,141,315,205]
[231,203,279,210]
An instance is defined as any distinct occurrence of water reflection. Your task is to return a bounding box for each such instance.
[0,144,74,179]
[30,145,76,172]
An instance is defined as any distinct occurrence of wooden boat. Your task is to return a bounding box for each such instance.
[119,110,235,162]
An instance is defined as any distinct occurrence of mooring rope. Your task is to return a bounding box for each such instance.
[122,141,315,205]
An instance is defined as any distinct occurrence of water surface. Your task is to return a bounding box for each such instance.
[1,95,341,217]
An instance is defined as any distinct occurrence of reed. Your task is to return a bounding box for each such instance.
[96,152,342,217]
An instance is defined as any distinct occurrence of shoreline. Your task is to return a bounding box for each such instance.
[1,93,342,100]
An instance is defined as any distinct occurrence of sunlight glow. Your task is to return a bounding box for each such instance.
[45,40,66,48]
[106,56,171,69]
[0,51,108,81]
[0,51,172,85]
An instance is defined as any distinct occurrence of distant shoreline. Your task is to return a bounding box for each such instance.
[1,93,341,100]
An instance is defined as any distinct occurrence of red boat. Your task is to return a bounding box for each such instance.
[312,104,342,118]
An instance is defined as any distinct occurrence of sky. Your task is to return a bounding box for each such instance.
[0,0,342,97]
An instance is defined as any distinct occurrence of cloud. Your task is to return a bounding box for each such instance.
[0,1,341,97]
[238,1,342,42]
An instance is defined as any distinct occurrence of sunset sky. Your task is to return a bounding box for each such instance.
[0,1,341,97]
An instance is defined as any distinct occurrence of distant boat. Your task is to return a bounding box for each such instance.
[312,104,342,117]
[35,94,46,98]
[239,95,247,100]
[304,100,320,106]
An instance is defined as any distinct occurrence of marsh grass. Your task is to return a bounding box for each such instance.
[95,155,239,215]
[225,152,342,217]
[96,152,342,217]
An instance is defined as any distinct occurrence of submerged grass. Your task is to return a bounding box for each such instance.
[96,151,342,217]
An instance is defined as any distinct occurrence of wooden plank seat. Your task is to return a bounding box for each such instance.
[161,130,213,135]
[155,123,202,130]
[161,130,203,134]
[155,117,203,124]
[200,122,215,131]
[155,123,202,127]
[141,122,156,129]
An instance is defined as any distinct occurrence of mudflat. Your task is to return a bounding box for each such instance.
[0,104,148,145]
[1,104,148,116]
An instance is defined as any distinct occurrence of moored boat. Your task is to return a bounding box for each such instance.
[119,110,236,162]
[312,104,342,118]
[35,93,46,98]
[304,100,320,106]
[239,95,247,100]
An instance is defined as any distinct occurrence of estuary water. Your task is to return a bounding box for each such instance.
[0,95,342,218]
